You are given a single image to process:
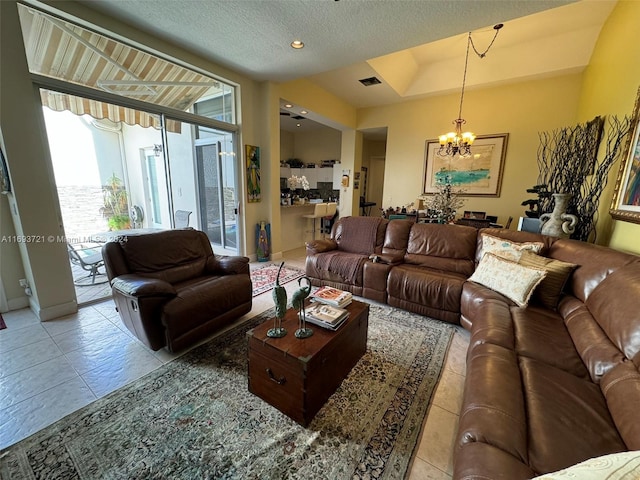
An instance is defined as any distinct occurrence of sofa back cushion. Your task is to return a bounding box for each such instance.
[560,296,626,384]
[549,238,639,303]
[585,262,640,365]
[333,216,388,255]
[381,219,413,258]
[119,229,213,284]
[404,223,476,276]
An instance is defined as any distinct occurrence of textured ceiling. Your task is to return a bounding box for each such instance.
[68,0,615,135]
[77,0,577,83]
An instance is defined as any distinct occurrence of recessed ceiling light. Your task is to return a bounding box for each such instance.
[291,40,304,49]
[300,110,308,114]
[296,123,301,127]
[284,103,293,108]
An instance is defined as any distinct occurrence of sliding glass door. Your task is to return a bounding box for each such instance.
[194,132,238,251]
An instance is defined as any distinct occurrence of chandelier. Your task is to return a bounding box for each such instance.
[438,24,503,157]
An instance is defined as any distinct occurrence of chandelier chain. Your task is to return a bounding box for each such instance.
[438,23,503,158]
[469,24,502,59]
[457,33,472,122]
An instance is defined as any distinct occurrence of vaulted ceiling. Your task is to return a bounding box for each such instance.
[69,0,616,132]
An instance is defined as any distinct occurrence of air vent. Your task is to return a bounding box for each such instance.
[359,76,381,87]
[292,115,305,120]
[279,111,291,116]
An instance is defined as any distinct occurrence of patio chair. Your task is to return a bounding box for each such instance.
[67,243,108,286]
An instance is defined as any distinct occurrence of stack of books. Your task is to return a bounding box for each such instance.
[310,286,352,308]
[304,303,349,331]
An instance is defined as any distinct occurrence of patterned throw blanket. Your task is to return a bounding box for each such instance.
[339,216,383,255]
[317,217,383,284]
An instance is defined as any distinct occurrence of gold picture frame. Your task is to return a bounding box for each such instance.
[610,87,640,224]
[423,133,508,196]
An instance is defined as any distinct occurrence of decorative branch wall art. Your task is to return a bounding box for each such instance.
[537,115,631,242]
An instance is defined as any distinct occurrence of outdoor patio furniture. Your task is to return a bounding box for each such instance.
[67,243,108,286]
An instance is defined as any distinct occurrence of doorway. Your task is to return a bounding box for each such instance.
[194,137,238,252]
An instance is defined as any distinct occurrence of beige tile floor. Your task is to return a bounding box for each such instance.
[0,247,469,478]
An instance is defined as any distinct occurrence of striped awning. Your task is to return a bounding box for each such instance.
[19,5,220,133]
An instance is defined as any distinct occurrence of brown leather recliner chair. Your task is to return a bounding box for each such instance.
[102,228,252,352]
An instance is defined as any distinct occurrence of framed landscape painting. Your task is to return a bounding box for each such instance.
[610,87,640,224]
[423,133,509,196]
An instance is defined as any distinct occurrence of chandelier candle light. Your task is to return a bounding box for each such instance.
[438,24,503,158]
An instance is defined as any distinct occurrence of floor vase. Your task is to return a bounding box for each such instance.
[540,193,578,238]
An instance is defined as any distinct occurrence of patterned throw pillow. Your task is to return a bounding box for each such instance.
[531,451,640,479]
[468,253,547,307]
[478,233,544,262]
[518,251,578,310]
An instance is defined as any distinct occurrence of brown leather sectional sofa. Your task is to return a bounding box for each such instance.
[306,216,640,479]
[103,228,252,352]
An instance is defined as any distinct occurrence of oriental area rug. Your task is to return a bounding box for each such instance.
[0,303,454,480]
[250,262,304,296]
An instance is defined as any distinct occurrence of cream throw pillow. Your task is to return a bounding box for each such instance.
[469,253,547,307]
[479,233,544,262]
[532,451,640,479]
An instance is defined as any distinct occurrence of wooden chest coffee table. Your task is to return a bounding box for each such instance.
[247,299,369,426]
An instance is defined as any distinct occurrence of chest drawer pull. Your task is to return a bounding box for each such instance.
[266,368,286,385]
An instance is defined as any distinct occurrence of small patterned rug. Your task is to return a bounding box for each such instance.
[0,303,454,480]
[250,262,305,296]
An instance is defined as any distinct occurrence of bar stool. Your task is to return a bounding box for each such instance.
[321,202,338,236]
[303,203,328,240]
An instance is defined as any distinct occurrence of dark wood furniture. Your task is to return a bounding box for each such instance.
[247,299,369,426]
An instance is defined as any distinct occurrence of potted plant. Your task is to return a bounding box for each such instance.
[521,184,551,218]
[101,174,131,230]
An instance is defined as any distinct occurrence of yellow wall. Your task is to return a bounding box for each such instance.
[358,74,583,226]
[577,0,640,254]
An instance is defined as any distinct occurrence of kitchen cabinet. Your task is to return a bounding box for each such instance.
[317,167,333,184]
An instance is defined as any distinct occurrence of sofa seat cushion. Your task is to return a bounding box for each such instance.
[388,264,466,315]
[305,252,368,287]
[512,306,591,379]
[454,442,536,480]
[521,356,626,474]
[162,274,251,339]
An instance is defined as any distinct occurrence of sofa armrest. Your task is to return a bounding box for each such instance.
[111,274,176,298]
[306,239,338,255]
[208,255,250,275]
